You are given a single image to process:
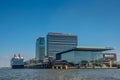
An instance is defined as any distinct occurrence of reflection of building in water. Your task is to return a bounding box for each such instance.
[56,46,115,67]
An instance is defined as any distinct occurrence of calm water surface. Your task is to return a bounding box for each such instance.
[0,69,120,80]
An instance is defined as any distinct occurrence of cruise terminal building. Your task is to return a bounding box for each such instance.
[56,46,115,67]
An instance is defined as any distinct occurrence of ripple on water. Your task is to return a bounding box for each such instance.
[0,69,120,80]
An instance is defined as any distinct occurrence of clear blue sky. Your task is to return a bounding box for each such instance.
[0,0,120,67]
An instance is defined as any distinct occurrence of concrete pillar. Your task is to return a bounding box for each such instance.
[65,65,68,70]
[52,66,54,69]
[110,60,112,68]
[60,66,62,69]
[56,66,58,69]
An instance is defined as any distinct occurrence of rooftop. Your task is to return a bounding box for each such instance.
[56,46,114,55]
[75,46,114,51]
[47,32,77,36]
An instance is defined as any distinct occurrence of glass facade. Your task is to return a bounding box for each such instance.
[61,51,103,66]
[47,32,77,59]
[36,37,45,60]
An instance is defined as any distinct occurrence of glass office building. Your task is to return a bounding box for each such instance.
[36,37,45,61]
[47,32,77,59]
[56,46,114,66]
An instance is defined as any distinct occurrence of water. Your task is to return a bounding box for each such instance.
[0,69,120,80]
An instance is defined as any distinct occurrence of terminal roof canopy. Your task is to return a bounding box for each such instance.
[74,46,114,51]
[56,46,114,55]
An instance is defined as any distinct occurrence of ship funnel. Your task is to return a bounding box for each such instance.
[18,54,21,58]
[14,54,16,58]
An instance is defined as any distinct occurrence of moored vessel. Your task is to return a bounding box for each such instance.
[11,54,24,69]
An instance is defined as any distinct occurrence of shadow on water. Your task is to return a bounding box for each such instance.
[0,69,120,80]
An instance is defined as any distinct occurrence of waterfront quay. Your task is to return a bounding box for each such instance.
[18,32,118,70]
[24,59,119,69]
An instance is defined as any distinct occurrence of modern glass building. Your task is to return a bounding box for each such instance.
[36,37,45,61]
[47,32,77,59]
[56,46,114,66]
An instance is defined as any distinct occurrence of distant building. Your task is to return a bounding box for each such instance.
[103,53,116,61]
[56,46,114,67]
[47,32,78,59]
[103,53,117,67]
[36,37,45,61]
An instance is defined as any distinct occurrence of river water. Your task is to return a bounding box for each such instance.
[0,69,120,80]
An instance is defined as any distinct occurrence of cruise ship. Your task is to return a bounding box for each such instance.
[11,54,24,69]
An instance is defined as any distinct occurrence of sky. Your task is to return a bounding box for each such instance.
[0,0,120,67]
